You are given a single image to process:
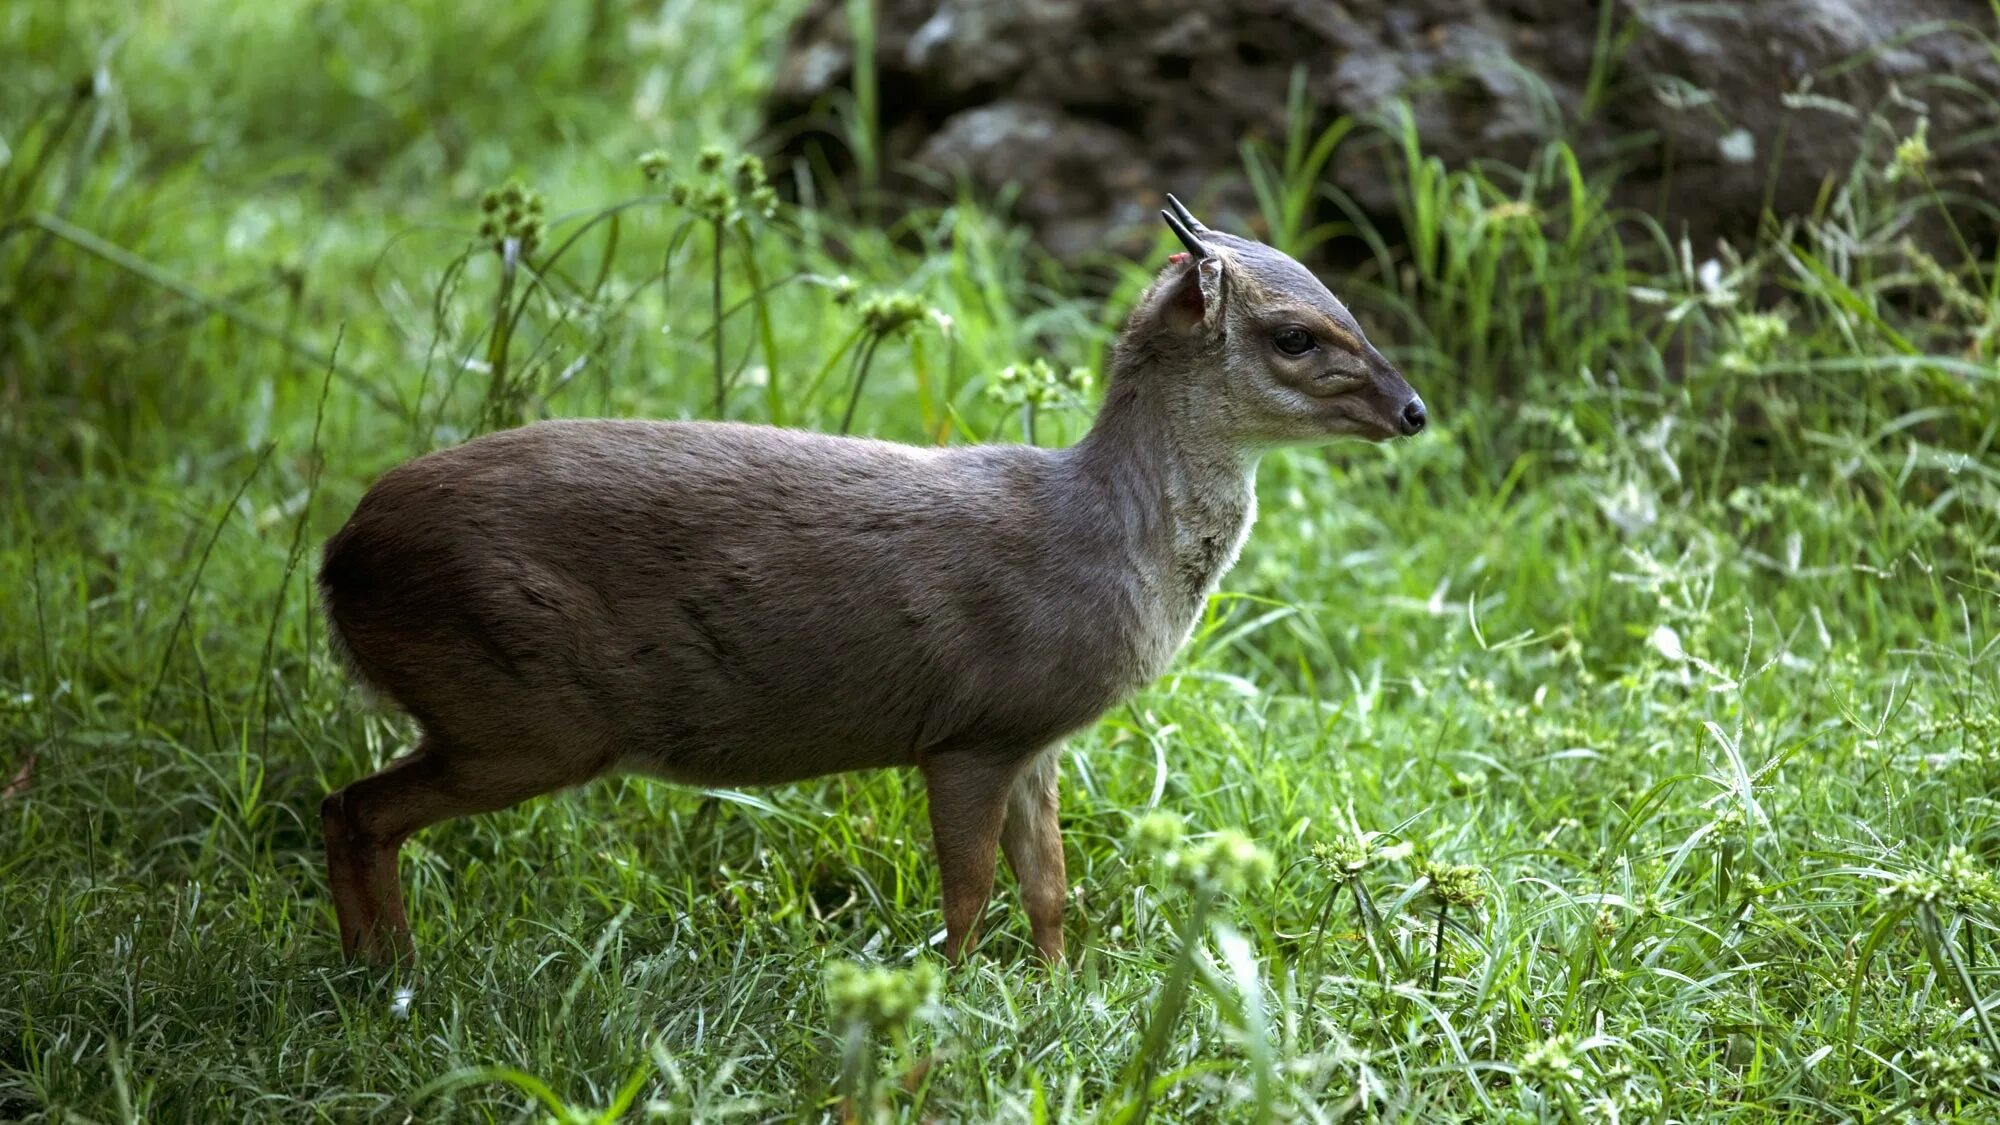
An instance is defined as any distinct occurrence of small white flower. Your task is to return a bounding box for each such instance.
[1717,127,1757,164]
[1597,480,1658,535]
[1697,259,1726,298]
[1649,625,1686,662]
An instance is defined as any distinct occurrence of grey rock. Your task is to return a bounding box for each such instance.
[766,0,2000,256]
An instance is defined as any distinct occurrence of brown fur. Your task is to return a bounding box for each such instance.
[316,217,1423,964]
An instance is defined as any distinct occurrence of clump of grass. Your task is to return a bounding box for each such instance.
[1115,816,1277,1123]
[824,959,941,1120]
[473,178,547,431]
[838,291,930,433]
[1414,858,1487,992]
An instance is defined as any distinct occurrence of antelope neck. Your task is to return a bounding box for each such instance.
[1064,370,1260,603]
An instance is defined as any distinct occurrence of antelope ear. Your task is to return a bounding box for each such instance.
[1157,253,1226,335]
[1158,196,1226,335]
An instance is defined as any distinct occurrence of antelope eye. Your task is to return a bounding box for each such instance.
[1272,327,1316,356]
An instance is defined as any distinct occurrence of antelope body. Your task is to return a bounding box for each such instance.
[317,198,1425,964]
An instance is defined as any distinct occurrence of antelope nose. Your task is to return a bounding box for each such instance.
[1399,396,1428,436]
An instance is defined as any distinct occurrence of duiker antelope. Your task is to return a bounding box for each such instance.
[317,196,1425,965]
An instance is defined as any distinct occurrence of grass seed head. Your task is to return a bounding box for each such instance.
[1419,860,1489,910]
[1593,906,1620,939]
[477,178,546,254]
[1170,829,1274,895]
[1879,871,1945,908]
[987,359,1079,408]
[857,293,927,338]
[1130,811,1186,856]
[1909,1043,1991,1109]
[825,960,941,1034]
[1939,845,2000,908]
[1886,117,1931,183]
[1517,1034,1583,1087]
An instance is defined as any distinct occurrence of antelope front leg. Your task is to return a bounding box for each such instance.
[921,752,1016,963]
[1000,748,1066,962]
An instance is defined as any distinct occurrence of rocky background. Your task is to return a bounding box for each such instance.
[765,0,2000,259]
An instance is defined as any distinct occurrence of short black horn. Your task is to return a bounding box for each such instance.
[1164,193,1208,233]
[1161,207,1210,260]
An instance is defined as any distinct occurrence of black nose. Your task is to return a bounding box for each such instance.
[1399,397,1427,436]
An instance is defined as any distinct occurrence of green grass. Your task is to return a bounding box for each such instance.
[5,2,2000,1121]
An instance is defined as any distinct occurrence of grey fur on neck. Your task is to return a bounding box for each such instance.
[1066,346,1260,612]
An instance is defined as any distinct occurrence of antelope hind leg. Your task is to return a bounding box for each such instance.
[322,731,605,963]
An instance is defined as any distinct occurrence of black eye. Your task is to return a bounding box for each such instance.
[1272,327,1316,356]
